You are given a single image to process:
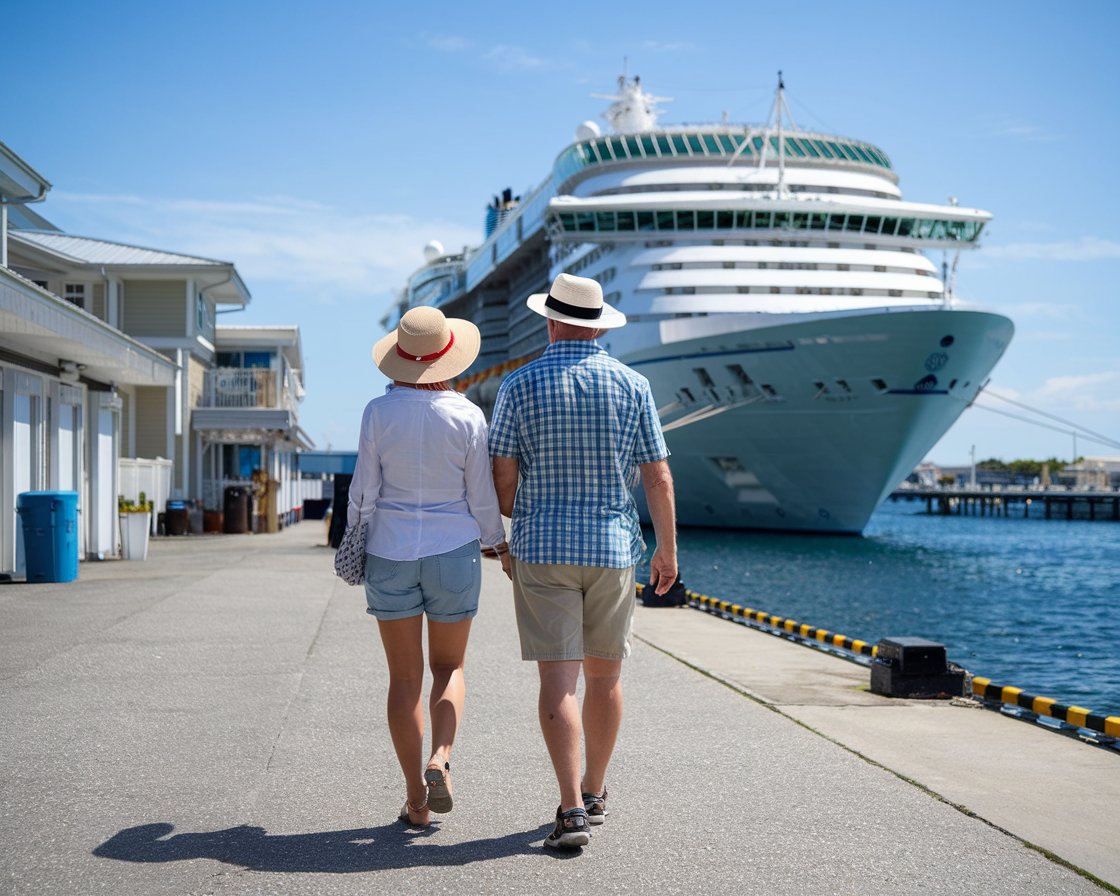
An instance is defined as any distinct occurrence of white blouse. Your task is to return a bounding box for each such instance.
[347,385,506,561]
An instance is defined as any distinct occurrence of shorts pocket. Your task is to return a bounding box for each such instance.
[437,542,479,594]
[365,555,401,585]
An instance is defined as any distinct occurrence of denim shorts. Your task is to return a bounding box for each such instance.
[364,540,482,622]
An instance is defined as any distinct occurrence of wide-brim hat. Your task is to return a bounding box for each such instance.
[526,272,627,329]
[373,306,481,384]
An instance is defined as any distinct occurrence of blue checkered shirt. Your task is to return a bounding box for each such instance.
[489,340,669,567]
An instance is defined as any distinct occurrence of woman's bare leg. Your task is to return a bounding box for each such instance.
[377,615,429,822]
[425,617,473,773]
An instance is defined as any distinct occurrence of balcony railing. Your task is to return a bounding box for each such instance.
[200,366,299,413]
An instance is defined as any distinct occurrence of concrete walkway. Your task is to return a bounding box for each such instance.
[0,521,1114,895]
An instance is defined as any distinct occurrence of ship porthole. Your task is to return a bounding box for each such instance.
[940,335,955,347]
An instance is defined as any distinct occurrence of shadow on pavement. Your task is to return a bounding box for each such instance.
[93,821,558,872]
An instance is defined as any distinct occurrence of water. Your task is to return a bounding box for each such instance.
[643,500,1120,715]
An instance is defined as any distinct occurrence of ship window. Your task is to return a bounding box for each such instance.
[656,210,675,230]
[677,211,696,230]
[702,134,722,154]
[693,368,715,388]
[716,210,734,229]
[616,212,636,231]
[785,138,806,157]
[637,211,656,230]
[826,141,846,158]
[687,135,705,153]
[880,218,899,236]
[596,212,614,231]
[679,387,696,403]
[655,135,673,156]
[670,134,690,155]
[575,212,596,232]
[697,210,715,229]
[717,135,737,153]
[826,214,846,231]
[871,378,888,393]
[813,381,829,397]
[848,215,865,231]
[801,141,821,158]
[836,379,852,393]
[640,135,658,156]
[761,384,778,397]
[727,364,754,387]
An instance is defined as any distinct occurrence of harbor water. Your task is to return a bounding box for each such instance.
[648,500,1120,716]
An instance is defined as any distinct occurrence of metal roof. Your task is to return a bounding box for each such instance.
[11,230,229,267]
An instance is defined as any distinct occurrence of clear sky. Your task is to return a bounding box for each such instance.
[5,0,1118,464]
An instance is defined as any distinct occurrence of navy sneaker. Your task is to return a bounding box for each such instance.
[544,806,591,849]
[582,786,608,825]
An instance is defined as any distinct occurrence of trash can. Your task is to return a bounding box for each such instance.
[16,491,79,583]
[223,486,251,534]
[165,500,189,536]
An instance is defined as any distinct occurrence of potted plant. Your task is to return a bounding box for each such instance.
[118,491,153,560]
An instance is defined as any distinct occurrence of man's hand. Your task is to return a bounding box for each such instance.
[499,551,512,581]
[648,546,678,596]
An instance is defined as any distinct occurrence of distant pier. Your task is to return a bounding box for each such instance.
[890,486,1120,521]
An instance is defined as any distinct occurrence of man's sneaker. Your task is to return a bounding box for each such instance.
[582,786,608,825]
[544,806,591,849]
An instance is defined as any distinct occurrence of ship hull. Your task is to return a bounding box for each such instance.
[626,307,1013,532]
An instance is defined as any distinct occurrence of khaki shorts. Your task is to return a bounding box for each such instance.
[510,560,636,661]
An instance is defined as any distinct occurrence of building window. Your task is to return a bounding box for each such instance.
[64,283,86,309]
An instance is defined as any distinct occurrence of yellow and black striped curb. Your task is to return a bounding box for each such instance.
[971,677,1120,739]
[636,583,1120,740]
[632,582,878,659]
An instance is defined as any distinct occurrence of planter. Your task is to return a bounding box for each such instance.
[203,510,223,533]
[119,511,152,561]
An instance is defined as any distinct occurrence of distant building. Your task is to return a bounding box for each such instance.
[1063,456,1120,490]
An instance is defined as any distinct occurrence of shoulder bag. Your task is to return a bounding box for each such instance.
[333,518,368,586]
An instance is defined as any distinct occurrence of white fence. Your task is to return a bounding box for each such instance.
[118,457,173,534]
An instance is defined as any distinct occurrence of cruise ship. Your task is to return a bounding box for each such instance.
[388,75,1014,533]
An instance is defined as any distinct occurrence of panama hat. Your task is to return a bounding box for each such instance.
[526,273,627,329]
[373,306,481,384]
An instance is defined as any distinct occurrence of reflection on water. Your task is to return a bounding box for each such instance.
[642,500,1120,713]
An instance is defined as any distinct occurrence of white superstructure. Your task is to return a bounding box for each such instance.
[391,75,1014,532]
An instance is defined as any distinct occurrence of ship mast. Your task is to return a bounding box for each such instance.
[766,71,799,198]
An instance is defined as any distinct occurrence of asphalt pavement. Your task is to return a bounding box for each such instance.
[0,521,1114,895]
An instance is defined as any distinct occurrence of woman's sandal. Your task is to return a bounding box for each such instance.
[398,795,430,828]
[424,762,453,814]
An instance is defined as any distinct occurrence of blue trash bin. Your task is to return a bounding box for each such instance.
[16,491,79,583]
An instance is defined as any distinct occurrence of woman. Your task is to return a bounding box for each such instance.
[348,306,510,828]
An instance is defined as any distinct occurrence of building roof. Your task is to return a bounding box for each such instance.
[11,230,228,267]
[9,230,250,306]
[0,140,51,204]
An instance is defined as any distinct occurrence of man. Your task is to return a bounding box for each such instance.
[489,272,677,850]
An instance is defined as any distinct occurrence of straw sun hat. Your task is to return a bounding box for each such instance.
[526,272,627,329]
[373,306,481,384]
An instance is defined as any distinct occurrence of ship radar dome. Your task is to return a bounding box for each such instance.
[575,120,602,142]
[422,240,444,263]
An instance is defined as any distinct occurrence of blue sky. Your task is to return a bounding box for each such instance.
[5,0,1118,464]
